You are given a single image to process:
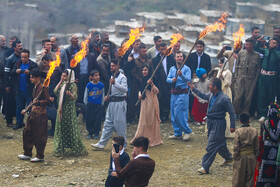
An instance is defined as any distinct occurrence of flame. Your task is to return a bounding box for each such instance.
[70,39,90,68]
[233,24,245,51]
[118,26,145,57]
[43,51,61,87]
[199,12,228,39]
[165,33,185,56]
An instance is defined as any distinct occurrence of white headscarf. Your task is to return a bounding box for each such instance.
[58,69,75,121]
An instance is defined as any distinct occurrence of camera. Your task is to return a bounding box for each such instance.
[263,36,271,41]
[225,46,232,50]
[113,143,119,153]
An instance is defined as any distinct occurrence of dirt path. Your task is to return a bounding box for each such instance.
[0,115,260,187]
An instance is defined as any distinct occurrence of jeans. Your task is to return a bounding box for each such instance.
[16,91,32,125]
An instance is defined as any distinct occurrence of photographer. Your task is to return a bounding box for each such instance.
[112,136,155,187]
[256,37,280,121]
[10,49,38,130]
[105,136,130,187]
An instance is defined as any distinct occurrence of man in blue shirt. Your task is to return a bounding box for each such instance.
[167,51,192,141]
[11,49,38,129]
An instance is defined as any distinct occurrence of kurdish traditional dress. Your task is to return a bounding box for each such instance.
[217,67,234,138]
[257,104,280,186]
[53,69,87,156]
[131,71,163,146]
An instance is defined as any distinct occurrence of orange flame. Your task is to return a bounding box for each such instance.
[70,39,89,68]
[199,12,228,39]
[43,51,61,87]
[233,24,245,51]
[118,26,145,57]
[165,33,185,56]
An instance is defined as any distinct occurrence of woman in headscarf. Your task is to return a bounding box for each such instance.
[256,103,280,186]
[130,64,163,146]
[53,69,88,156]
[217,57,233,138]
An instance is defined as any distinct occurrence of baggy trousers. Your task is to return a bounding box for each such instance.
[233,77,257,114]
[23,110,48,159]
[170,93,192,136]
[257,74,277,117]
[202,119,232,172]
[98,100,127,147]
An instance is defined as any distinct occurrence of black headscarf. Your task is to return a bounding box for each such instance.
[139,64,153,100]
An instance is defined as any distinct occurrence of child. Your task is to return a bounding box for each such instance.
[18,68,50,162]
[84,70,104,139]
[232,112,259,187]
[191,68,210,126]
[105,136,130,187]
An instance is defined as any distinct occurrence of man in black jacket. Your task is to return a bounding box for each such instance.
[152,42,176,122]
[186,40,211,77]
[3,40,22,127]
[0,36,7,113]
[65,34,80,66]
[186,40,211,119]
[105,136,130,187]
[11,49,38,130]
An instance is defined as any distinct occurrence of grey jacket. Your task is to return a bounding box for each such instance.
[192,88,235,128]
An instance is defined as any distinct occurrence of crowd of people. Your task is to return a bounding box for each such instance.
[0,25,280,186]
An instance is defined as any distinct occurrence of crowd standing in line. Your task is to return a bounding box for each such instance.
[0,25,280,186]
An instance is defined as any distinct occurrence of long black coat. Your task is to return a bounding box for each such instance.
[186,52,211,78]
[152,53,176,98]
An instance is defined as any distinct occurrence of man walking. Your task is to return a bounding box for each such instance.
[188,78,235,174]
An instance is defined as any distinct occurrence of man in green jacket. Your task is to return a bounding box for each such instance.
[256,37,280,121]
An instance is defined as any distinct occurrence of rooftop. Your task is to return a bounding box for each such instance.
[199,10,225,17]
[114,20,143,28]
[228,18,265,24]
[136,12,166,20]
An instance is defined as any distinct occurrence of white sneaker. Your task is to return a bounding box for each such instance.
[195,122,201,126]
[202,121,206,125]
[197,167,208,174]
[259,117,265,122]
[18,154,31,160]
[30,157,44,162]
[91,143,105,149]
[168,135,182,139]
[183,133,191,141]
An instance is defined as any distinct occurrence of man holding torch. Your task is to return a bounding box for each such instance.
[167,51,192,141]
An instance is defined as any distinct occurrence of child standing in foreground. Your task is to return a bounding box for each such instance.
[232,112,259,187]
[191,68,210,126]
[84,70,104,139]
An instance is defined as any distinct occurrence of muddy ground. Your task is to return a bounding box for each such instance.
[0,114,261,187]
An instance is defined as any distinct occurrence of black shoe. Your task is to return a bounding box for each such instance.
[128,119,135,125]
[13,124,23,130]
[93,134,99,140]
[48,129,54,136]
[161,116,168,123]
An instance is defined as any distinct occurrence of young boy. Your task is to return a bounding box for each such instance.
[84,70,104,139]
[18,68,50,162]
[105,136,130,187]
[191,68,210,126]
[232,112,259,187]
